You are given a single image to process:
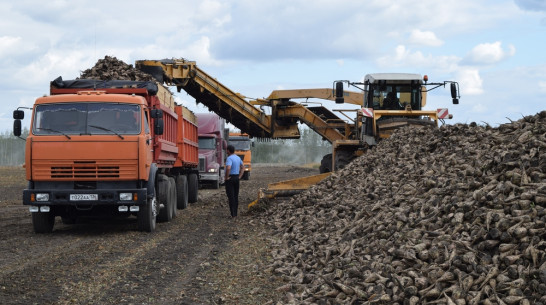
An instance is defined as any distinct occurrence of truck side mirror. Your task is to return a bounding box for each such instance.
[154,118,164,135]
[335,82,344,104]
[13,120,22,137]
[13,110,24,120]
[450,83,459,104]
[151,109,163,119]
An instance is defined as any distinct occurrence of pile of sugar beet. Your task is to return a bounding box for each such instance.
[263,111,546,305]
[79,55,153,81]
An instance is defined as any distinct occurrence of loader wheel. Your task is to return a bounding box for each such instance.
[169,177,177,218]
[157,174,172,222]
[334,150,355,171]
[176,175,189,209]
[188,173,198,204]
[138,192,157,232]
[319,154,333,173]
[32,211,55,233]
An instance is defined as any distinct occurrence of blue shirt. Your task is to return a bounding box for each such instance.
[226,154,243,175]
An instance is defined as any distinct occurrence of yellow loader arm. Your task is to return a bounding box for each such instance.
[248,172,331,208]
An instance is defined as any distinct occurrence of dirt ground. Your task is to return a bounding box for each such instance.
[0,164,317,305]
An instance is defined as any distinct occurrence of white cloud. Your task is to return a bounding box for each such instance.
[376,45,460,72]
[408,30,444,47]
[456,69,483,95]
[0,36,23,56]
[464,41,516,65]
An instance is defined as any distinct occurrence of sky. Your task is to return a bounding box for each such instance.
[1,0,545,134]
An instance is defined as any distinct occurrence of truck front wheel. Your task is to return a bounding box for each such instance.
[138,194,157,232]
[32,212,55,233]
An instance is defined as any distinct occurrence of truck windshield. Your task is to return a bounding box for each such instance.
[33,103,141,135]
[229,138,251,150]
[198,137,216,150]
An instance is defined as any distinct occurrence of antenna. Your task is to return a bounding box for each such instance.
[93,21,97,90]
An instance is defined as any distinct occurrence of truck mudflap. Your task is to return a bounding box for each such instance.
[22,188,148,207]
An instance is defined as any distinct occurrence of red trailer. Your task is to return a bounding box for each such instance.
[13,77,199,233]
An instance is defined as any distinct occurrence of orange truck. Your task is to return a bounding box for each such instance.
[12,77,199,233]
[228,132,253,180]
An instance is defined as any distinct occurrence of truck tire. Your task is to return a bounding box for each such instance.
[319,154,332,173]
[188,173,198,204]
[169,177,177,218]
[32,212,55,233]
[242,171,250,180]
[212,179,220,189]
[157,174,173,222]
[176,175,188,209]
[138,192,157,232]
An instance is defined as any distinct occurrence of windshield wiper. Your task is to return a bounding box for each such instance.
[35,127,71,139]
[88,125,124,139]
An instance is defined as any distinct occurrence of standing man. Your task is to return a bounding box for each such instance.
[225,144,244,217]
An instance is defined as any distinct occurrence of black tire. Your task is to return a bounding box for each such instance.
[156,174,172,222]
[32,212,55,233]
[188,173,198,204]
[319,154,332,173]
[138,193,157,232]
[242,171,250,180]
[169,177,177,218]
[176,175,189,209]
[212,178,220,189]
[334,150,355,171]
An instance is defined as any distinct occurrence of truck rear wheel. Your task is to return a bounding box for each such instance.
[32,211,55,233]
[169,177,177,218]
[188,173,198,204]
[176,175,188,209]
[157,174,173,222]
[138,194,157,232]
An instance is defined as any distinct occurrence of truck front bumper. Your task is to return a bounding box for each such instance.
[23,188,148,207]
[198,173,219,181]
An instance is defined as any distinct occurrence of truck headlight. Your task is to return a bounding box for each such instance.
[35,193,50,202]
[119,193,132,201]
[208,168,217,173]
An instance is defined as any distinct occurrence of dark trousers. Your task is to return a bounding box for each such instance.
[225,175,240,216]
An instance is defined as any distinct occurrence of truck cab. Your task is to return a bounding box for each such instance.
[197,113,227,189]
[228,132,253,180]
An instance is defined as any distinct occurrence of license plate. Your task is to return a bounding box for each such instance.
[70,194,98,201]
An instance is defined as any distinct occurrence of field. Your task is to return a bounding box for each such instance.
[0,165,317,304]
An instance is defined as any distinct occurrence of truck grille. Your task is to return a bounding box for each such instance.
[199,157,206,172]
[33,160,138,180]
